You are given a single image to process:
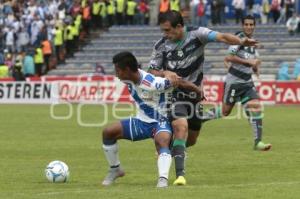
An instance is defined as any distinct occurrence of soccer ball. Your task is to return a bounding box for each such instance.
[45,160,69,183]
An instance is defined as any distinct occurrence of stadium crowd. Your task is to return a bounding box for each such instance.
[0,0,151,79]
[0,0,299,80]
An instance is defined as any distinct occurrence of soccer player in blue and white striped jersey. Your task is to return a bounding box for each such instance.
[101,51,203,188]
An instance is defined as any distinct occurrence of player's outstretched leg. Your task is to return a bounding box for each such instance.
[102,123,125,186]
[102,142,125,186]
[201,105,223,123]
[244,101,271,151]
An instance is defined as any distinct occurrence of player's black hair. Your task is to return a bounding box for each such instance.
[112,51,138,72]
[158,10,184,28]
[242,15,256,25]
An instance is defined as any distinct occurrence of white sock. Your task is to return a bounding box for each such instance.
[157,152,172,179]
[102,143,120,167]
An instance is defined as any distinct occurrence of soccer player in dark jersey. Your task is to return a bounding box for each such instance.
[202,15,271,151]
[148,11,258,186]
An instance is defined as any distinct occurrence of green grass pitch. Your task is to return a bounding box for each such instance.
[0,104,300,199]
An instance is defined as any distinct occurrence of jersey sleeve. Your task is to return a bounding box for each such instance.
[139,72,172,92]
[194,27,218,44]
[148,38,165,71]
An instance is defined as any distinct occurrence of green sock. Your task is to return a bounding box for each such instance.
[172,139,186,177]
[247,111,263,145]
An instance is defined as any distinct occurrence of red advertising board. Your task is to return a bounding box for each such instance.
[0,76,300,104]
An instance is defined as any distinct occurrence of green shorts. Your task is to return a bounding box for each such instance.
[223,82,259,105]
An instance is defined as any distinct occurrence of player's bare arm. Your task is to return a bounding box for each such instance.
[177,80,203,100]
[224,55,261,68]
[216,33,258,47]
[149,69,181,87]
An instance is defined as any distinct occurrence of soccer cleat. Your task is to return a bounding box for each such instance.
[173,176,186,186]
[157,177,168,188]
[254,141,272,151]
[102,167,125,186]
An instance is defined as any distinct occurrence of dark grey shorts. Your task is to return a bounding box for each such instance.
[223,82,259,105]
[170,99,203,131]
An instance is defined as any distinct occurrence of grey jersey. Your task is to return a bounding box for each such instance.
[226,32,259,84]
[149,27,216,87]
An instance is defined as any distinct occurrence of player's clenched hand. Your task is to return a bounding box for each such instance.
[241,38,259,47]
[164,71,181,87]
[248,59,261,67]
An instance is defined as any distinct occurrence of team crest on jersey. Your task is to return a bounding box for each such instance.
[177,50,184,58]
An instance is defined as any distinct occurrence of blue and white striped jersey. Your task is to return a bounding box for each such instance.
[125,69,173,123]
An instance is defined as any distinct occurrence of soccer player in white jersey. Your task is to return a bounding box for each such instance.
[102,51,203,188]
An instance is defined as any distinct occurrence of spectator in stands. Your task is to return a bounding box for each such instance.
[115,0,125,25]
[58,0,67,21]
[99,0,107,28]
[30,15,44,46]
[16,26,30,53]
[285,0,295,21]
[65,21,74,58]
[261,0,270,24]
[277,62,291,80]
[170,0,180,12]
[4,52,13,69]
[92,0,101,28]
[34,45,44,76]
[218,0,226,24]
[197,0,207,27]
[293,58,300,80]
[137,0,149,25]
[0,51,4,65]
[232,0,245,24]
[159,0,170,16]
[3,1,13,16]
[0,62,9,78]
[189,0,199,27]
[23,51,35,77]
[0,28,5,50]
[246,0,254,15]
[42,38,53,73]
[4,26,16,53]
[52,24,64,64]
[270,0,281,23]
[286,13,300,36]
[12,52,25,81]
[95,62,106,75]
[106,0,116,27]
[70,0,82,18]
[211,0,219,25]
[125,0,137,25]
